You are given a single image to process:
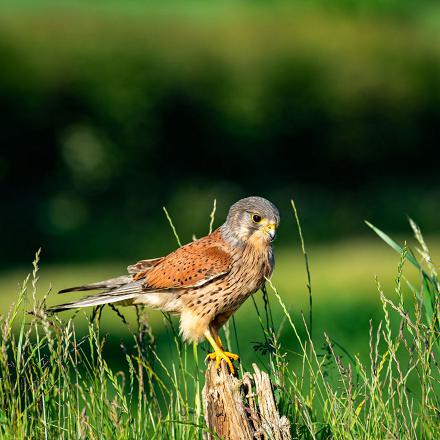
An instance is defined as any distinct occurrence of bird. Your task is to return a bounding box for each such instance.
[51,196,280,374]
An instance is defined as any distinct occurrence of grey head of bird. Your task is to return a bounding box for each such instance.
[220,196,280,246]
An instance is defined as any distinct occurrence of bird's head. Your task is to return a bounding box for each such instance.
[221,196,280,246]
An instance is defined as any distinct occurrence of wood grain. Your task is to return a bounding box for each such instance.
[202,362,291,440]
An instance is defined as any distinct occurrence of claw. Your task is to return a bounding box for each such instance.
[206,350,239,374]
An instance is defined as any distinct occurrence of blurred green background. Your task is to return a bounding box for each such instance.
[1,1,439,370]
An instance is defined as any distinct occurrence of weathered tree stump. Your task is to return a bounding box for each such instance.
[202,361,291,440]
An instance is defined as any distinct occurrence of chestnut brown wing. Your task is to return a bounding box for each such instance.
[135,232,232,289]
[127,258,163,274]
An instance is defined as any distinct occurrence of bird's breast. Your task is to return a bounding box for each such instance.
[231,238,274,295]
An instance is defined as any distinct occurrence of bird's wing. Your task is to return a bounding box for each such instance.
[127,257,163,274]
[134,231,232,289]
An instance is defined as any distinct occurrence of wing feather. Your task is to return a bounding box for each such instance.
[127,257,163,274]
[135,230,232,289]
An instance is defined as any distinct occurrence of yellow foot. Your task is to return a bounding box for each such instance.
[206,350,239,374]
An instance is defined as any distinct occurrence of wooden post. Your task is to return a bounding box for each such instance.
[202,362,291,440]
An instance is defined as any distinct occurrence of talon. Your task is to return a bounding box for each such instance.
[206,349,239,374]
[206,351,239,361]
[223,351,239,360]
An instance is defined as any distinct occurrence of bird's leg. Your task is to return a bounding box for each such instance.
[210,325,225,349]
[204,328,239,374]
[211,329,224,349]
[210,326,239,361]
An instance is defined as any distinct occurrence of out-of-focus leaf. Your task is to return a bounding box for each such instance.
[365,221,420,269]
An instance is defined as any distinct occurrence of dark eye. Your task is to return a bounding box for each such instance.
[252,214,262,223]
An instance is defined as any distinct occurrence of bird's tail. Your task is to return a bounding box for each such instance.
[49,276,144,313]
[58,275,132,294]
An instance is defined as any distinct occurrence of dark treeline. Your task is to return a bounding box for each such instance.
[0,6,439,264]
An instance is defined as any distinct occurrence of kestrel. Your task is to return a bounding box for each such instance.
[52,196,280,373]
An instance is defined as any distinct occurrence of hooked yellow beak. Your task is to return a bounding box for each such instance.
[260,222,276,240]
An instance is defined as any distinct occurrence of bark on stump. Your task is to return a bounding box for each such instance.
[202,361,291,440]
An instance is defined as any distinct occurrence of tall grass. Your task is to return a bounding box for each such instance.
[0,208,438,438]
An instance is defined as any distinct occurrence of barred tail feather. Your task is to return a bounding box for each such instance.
[48,292,139,312]
[52,278,181,313]
[50,279,145,312]
[58,275,132,294]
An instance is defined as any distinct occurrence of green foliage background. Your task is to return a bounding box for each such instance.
[1,0,439,265]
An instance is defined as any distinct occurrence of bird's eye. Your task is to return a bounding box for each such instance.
[252,214,262,223]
